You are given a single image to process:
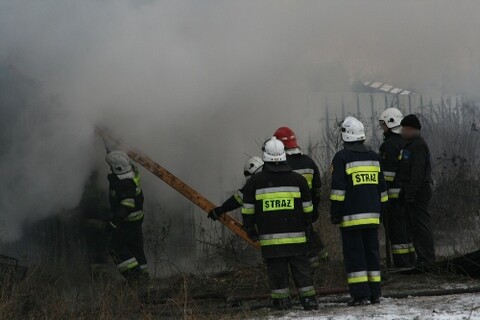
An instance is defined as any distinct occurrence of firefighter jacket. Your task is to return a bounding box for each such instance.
[242,162,314,258]
[286,151,322,220]
[396,135,433,202]
[329,142,388,229]
[108,167,144,225]
[379,131,405,201]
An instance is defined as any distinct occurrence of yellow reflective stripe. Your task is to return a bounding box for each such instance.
[368,271,381,282]
[117,258,139,273]
[259,236,307,246]
[381,193,389,203]
[347,271,369,284]
[330,189,346,201]
[346,166,381,175]
[303,204,314,213]
[234,194,243,205]
[340,213,380,228]
[385,176,395,182]
[341,218,380,227]
[302,174,314,189]
[256,192,301,200]
[125,210,144,221]
[242,203,255,215]
[120,198,135,208]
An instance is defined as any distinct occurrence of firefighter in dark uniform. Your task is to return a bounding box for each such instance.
[273,126,328,268]
[330,116,388,306]
[106,150,149,283]
[208,156,264,221]
[242,137,318,311]
[80,170,110,280]
[379,108,416,267]
[397,114,435,266]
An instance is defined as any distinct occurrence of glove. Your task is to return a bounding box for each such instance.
[208,207,224,221]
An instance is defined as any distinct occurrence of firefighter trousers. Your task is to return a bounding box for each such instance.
[265,254,316,300]
[306,224,326,265]
[385,201,416,267]
[341,228,381,299]
[405,185,435,264]
[109,219,148,278]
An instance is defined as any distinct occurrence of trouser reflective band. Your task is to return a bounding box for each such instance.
[259,232,306,246]
[120,198,136,208]
[347,271,369,284]
[271,288,290,299]
[384,171,396,182]
[340,213,380,228]
[392,243,416,255]
[298,286,316,297]
[367,271,381,282]
[125,210,144,221]
[117,257,139,273]
[330,189,346,201]
[381,191,389,202]
[388,188,401,199]
[140,264,149,273]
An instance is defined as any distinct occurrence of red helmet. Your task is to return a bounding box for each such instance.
[273,127,298,149]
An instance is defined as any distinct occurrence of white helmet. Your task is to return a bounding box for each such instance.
[380,108,403,134]
[106,150,132,175]
[341,116,366,142]
[263,137,287,162]
[243,156,264,176]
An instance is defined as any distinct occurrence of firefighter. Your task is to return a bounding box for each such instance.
[330,116,388,306]
[106,150,149,283]
[208,156,264,221]
[80,170,110,280]
[379,108,416,268]
[242,137,318,311]
[273,127,328,268]
[397,114,435,266]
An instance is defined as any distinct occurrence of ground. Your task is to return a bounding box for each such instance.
[251,294,480,320]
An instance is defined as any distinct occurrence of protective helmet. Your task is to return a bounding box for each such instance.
[243,156,264,177]
[106,150,132,175]
[263,137,287,162]
[380,108,403,134]
[341,116,366,142]
[273,127,299,149]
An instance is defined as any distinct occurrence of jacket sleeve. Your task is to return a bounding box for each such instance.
[405,142,428,201]
[299,176,314,225]
[110,180,137,223]
[240,177,256,229]
[329,153,347,222]
[380,142,399,184]
[219,190,244,213]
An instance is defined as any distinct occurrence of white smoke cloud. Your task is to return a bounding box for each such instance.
[1,0,480,241]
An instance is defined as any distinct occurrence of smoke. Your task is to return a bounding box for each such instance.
[1,0,480,241]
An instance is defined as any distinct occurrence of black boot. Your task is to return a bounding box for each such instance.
[370,296,381,304]
[347,297,369,307]
[272,297,292,310]
[300,296,319,311]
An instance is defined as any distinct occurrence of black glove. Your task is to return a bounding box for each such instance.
[208,207,224,221]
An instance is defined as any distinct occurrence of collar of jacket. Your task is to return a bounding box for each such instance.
[263,162,292,172]
[286,147,302,155]
[405,132,422,143]
[383,130,400,140]
[344,142,371,153]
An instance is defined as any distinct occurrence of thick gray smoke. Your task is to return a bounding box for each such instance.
[1,0,480,241]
